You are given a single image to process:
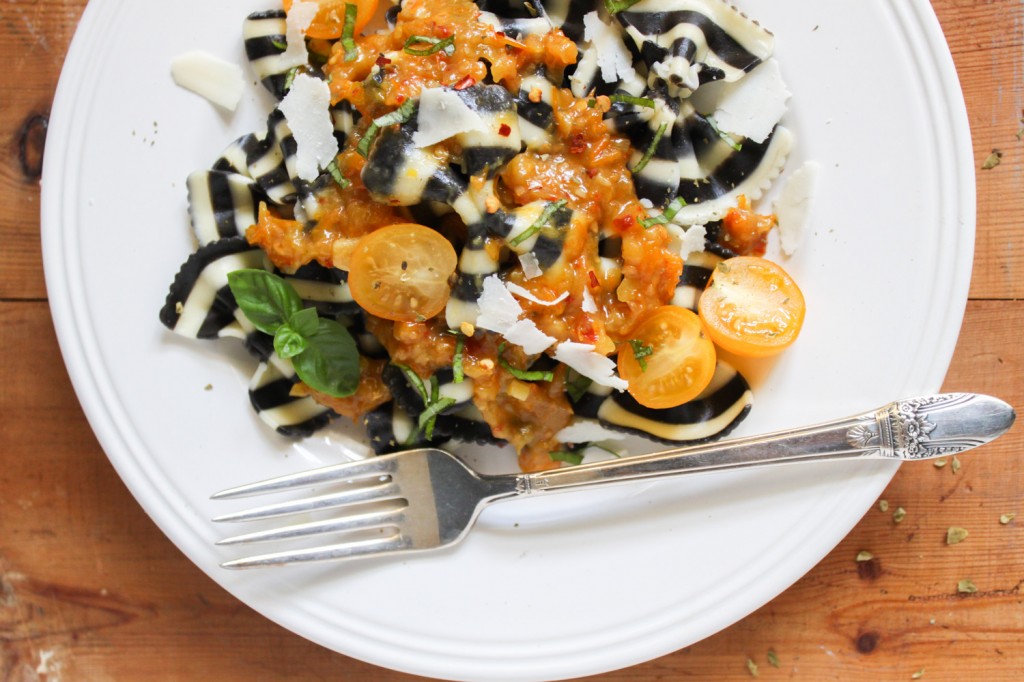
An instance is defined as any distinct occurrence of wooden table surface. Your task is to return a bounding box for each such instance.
[2,1,1021,680]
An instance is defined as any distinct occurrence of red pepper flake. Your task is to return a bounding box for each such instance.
[375,54,392,67]
[586,168,599,178]
[498,123,512,137]
[613,214,635,231]
[568,132,587,155]
[453,75,476,90]
[588,270,600,289]
[395,93,406,104]
[496,31,505,38]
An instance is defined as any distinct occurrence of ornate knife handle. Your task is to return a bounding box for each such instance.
[519,393,1016,494]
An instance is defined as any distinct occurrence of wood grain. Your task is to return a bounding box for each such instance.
[1,0,1021,680]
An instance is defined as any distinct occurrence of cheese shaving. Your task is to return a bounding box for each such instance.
[774,160,820,255]
[476,276,556,353]
[666,223,707,261]
[581,288,597,313]
[693,58,790,144]
[504,319,557,354]
[518,252,543,279]
[582,12,636,84]
[170,50,244,111]
[412,87,489,148]
[505,282,569,306]
[279,73,340,181]
[553,341,628,391]
[474,275,523,333]
[278,1,319,71]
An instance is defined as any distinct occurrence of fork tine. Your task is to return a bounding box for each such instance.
[220,533,407,569]
[210,454,400,500]
[216,503,407,546]
[212,478,400,523]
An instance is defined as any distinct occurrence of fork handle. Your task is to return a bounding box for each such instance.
[514,393,1014,495]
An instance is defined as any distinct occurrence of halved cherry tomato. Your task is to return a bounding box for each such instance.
[347,224,458,322]
[698,256,805,358]
[283,0,378,39]
[617,306,716,410]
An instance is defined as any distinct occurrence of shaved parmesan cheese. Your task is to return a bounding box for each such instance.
[278,1,318,71]
[774,161,820,255]
[504,319,556,354]
[692,58,790,144]
[475,275,556,353]
[170,50,244,111]
[582,12,636,84]
[475,275,523,333]
[553,342,628,391]
[519,252,543,279]
[412,88,489,148]
[666,223,707,261]
[505,282,569,306]
[556,420,626,443]
[279,73,340,181]
[581,288,597,313]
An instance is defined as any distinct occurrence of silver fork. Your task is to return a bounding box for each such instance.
[212,393,1014,568]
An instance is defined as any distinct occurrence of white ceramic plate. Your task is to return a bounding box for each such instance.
[42,1,973,679]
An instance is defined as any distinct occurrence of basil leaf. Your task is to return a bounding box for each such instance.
[227,269,302,335]
[549,449,584,466]
[290,318,360,397]
[341,2,359,62]
[274,324,308,359]
[289,306,320,338]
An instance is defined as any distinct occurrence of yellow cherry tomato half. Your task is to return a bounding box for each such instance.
[618,306,717,410]
[347,224,458,322]
[283,0,379,39]
[698,256,806,358]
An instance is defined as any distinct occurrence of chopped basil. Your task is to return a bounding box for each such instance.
[946,526,969,545]
[565,369,592,403]
[639,196,687,228]
[227,270,360,398]
[356,98,417,157]
[325,159,350,189]
[395,363,429,403]
[628,339,654,371]
[610,94,656,108]
[746,658,759,678]
[603,0,642,13]
[631,122,667,175]
[270,37,288,51]
[283,66,299,93]
[705,115,743,152]
[419,396,456,439]
[549,449,584,466]
[342,3,359,62]
[509,199,568,247]
[403,35,456,57]
[452,333,466,384]
[951,454,961,473]
[766,650,780,668]
[498,344,554,382]
[393,367,454,442]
